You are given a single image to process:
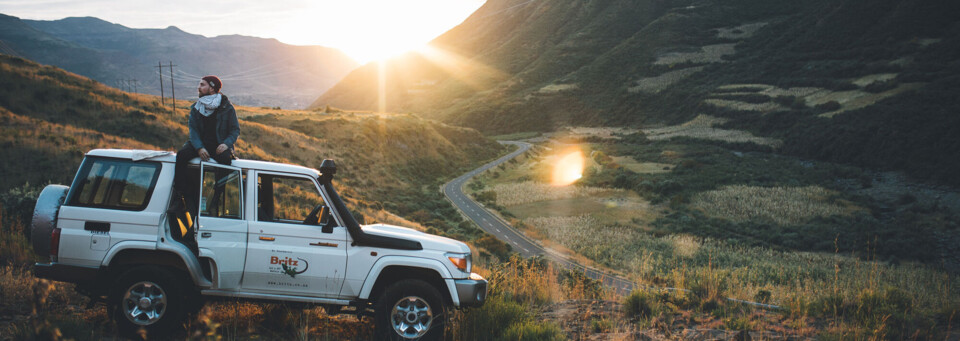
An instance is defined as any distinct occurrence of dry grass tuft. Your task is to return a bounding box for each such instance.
[642,114,782,148]
[852,73,899,87]
[703,98,784,112]
[492,181,615,206]
[715,22,769,39]
[556,126,641,140]
[610,157,673,174]
[525,215,640,253]
[629,67,704,94]
[654,44,737,65]
[815,83,925,118]
[691,185,856,225]
[538,83,580,94]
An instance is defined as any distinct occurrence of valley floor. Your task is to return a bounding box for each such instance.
[470,126,960,340]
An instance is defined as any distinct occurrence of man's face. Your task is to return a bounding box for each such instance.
[198,80,216,97]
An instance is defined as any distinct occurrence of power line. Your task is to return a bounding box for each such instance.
[219,68,300,81]
[217,55,295,78]
[0,40,22,58]
[173,68,205,80]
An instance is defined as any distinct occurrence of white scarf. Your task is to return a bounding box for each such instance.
[195,93,222,117]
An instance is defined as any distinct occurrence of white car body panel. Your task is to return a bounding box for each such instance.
[41,149,484,311]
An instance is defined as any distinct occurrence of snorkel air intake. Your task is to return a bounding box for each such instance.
[319,159,422,250]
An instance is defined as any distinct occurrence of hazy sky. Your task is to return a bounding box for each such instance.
[0,0,486,63]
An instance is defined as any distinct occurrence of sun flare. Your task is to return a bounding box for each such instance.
[551,149,585,186]
[275,1,485,64]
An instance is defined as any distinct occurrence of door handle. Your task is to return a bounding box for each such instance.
[201,232,212,238]
[310,242,338,247]
[84,221,110,232]
[259,236,276,241]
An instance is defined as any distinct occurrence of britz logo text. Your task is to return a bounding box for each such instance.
[270,256,299,266]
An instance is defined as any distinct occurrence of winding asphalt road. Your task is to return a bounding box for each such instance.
[443,141,638,295]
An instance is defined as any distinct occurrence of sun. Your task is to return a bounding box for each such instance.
[551,148,585,186]
[274,1,484,64]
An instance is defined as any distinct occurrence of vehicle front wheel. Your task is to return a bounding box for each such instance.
[375,279,446,341]
[110,266,187,339]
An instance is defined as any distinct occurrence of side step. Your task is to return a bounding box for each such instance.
[201,290,352,306]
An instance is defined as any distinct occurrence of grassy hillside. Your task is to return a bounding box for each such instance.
[0,53,505,232]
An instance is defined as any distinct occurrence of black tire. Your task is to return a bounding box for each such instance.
[109,266,187,339]
[374,279,446,341]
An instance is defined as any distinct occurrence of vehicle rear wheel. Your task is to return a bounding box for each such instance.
[375,279,445,341]
[110,266,186,339]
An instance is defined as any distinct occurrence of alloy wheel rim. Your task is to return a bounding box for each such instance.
[122,281,167,326]
[390,296,433,339]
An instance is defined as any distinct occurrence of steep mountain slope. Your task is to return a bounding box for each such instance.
[0,14,359,108]
[0,54,504,234]
[312,0,960,185]
[311,0,784,126]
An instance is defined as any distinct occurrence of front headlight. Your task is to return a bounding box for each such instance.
[446,252,471,273]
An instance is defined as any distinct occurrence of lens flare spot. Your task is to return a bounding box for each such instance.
[552,149,585,186]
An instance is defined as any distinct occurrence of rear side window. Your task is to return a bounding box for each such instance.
[69,158,161,210]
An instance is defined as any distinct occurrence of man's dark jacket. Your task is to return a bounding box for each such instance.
[186,94,240,151]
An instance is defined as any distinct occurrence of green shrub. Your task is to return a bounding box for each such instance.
[477,234,512,260]
[723,316,752,331]
[590,317,613,333]
[454,295,546,341]
[623,289,658,321]
[499,320,566,341]
[475,190,498,206]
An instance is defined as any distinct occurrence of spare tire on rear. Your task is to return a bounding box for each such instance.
[30,185,69,257]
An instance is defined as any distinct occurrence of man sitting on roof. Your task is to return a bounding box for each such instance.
[173,75,240,208]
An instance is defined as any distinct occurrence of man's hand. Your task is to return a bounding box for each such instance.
[198,148,210,161]
[216,144,229,155]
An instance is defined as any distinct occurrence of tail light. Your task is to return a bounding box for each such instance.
[50,228,61,262]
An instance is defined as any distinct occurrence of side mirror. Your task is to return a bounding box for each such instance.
[319,206,334,233]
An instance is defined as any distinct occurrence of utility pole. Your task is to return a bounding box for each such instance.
[168,61,177,113]
[130,79,138,94]
[157,61,165,106]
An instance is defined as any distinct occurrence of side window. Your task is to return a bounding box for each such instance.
[70,158,160,210]
[257,174,328,224]
[200,167,242,219]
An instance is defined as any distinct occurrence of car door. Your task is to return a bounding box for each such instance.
[241,171,348,297]
[196,162,248,289]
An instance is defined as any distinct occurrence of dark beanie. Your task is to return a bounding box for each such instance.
[202,75,222,93]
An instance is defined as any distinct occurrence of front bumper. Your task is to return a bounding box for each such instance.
[454,273,487,307]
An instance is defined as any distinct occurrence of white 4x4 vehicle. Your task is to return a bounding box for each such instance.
[31,149,486,340]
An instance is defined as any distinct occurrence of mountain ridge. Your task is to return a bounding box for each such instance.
[0,13,359,108]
